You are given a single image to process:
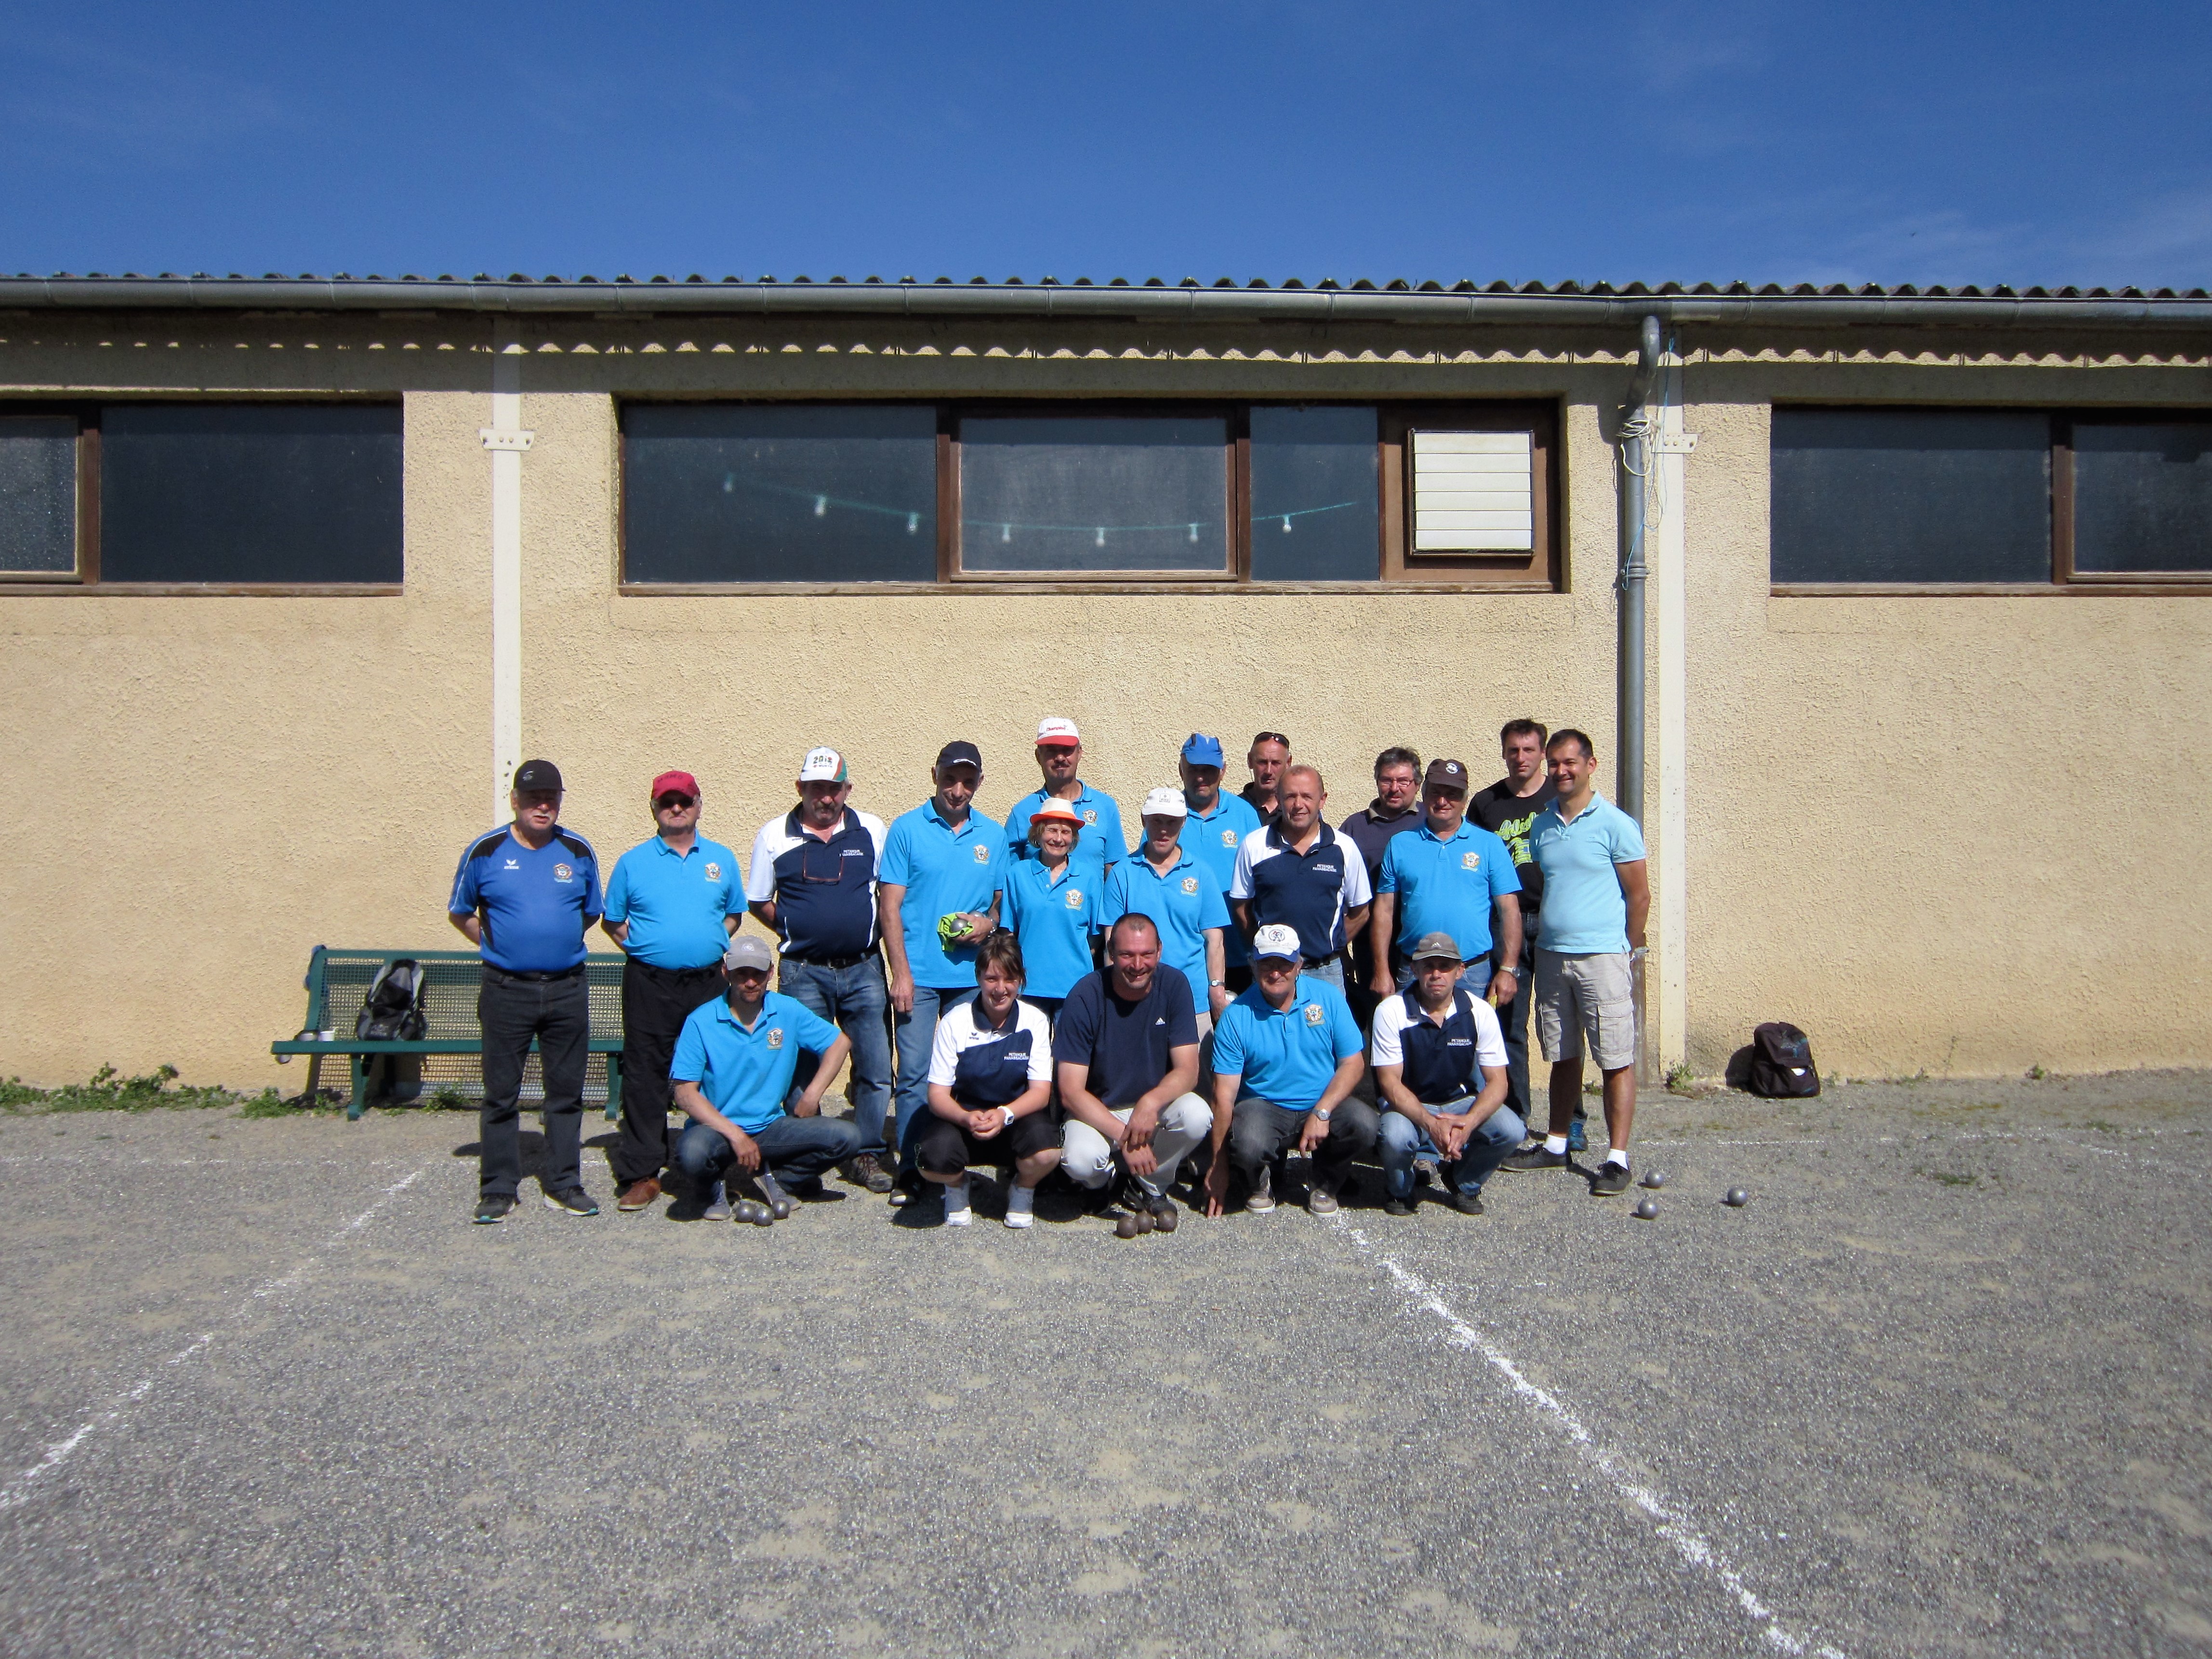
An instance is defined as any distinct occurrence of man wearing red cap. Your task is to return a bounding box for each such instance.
[599,770,746,1212]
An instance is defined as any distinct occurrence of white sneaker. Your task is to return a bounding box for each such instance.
[942,1179,972,1226]
[1004,1202,1035,1230]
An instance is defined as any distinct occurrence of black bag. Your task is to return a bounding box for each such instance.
[356,958,428,1042]
[1741,1021,1819,1098]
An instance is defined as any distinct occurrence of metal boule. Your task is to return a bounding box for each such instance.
[1134,1210,1157,1234]
[1115,1213,1139,1239]
[1640,1170,1667,1190]
[1632,1197,1659,1220]
[1724,1187,1749,1208]
[1153,1206,1178,1234]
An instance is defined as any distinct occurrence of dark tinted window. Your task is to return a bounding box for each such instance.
[2072,421,2212,573]
[1771,409,2051,583]
[623,404,938,583]
[1249,406,1379,580]
[959,414,1228,572]
[100,404,402,584]
[0,416,78,574]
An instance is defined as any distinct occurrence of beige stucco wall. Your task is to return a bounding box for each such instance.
[0,311,2205,1088]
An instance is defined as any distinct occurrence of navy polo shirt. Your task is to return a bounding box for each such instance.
[1099,850,1229,995]
[1377,818,1523,963]
[1370,989,1507,1106]
[1177,794,1264,966]
[1051,967,1200,1108]
[1001,858,1101,1000]
[449,825,603,974]
[1229,823,1373,961]
[1210,975,1364,1113]
[670,991,843,1134]
[1005,785,1126,884]
[745,807,887,961]
[878,799,1008,989]
[927,999,1053,1108]
[603,834,743,970]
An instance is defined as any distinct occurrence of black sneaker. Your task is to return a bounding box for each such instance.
[887,1170,922,1208]
[1451,1189,1487,1216]
[474,1194,516,1224]
[1589,1161,1633,1197]
[788,1175,828,1202]
[542,1187,600,1217]
[1382,1193,1416,1217]
[1501,1145,1571,1172]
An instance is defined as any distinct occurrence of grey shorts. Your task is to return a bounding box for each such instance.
[1534,949,1637,1071]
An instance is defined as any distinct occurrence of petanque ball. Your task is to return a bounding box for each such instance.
[1632,1197,1659,1220]
[1640,1170,1667,1190]
[1724,1187,1750,1208]
[1134,1210,1157,1234]
[750,1200,775,1226]
[1154,1206,1179,1234]
[1115,1213,1139,1239]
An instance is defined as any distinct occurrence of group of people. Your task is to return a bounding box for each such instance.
[446,720,1649,1228]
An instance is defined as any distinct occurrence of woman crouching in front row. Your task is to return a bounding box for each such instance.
[915,931,1060,1228]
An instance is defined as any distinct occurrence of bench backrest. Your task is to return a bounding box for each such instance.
[302,948,625,1042]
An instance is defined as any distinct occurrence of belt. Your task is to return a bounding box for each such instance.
[629,958,726,979]
[1300,953,1338,969]
[484,964,584,983]
[786,951,874,971]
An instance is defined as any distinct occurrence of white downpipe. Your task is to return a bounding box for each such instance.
[489,326,524,826]
[1653,347,1691,1074]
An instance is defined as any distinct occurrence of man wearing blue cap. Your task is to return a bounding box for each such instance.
[1176,734,1263,994]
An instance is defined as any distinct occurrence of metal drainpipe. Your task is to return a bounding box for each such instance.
[1615,314,1663,824]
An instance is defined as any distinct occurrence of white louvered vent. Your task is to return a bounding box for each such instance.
[1411,430,1533,553]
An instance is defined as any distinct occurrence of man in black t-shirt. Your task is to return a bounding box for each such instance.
[1339,746,1425,1034]
[1469,719,1565,1138]
[1054,914,1209,1222]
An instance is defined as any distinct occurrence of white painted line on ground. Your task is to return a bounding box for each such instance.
[1334,1218,1846,1659]
[0,1155,422,1168]
[0,1165,427,1515]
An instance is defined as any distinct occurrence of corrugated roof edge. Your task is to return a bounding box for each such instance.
[1,274,2209,329]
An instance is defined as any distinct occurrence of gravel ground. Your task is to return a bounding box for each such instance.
[0,1069,2208,1658]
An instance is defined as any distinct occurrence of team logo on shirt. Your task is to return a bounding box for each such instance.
[1065,889,1086,910]
[767,1028,786,1049]
[504,858,519,870]
[704,863,722,882]
[973,845,991,863]
[1220,829,1237,847]
[1082,809,1098,825]
[553,863,574,883]
[1304,1002,1325,1026]
[1181,876,1198,896]
[1462,850,1481,871]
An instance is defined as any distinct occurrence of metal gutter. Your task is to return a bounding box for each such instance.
[1,277,2209,331]
[1616,315,1663,830]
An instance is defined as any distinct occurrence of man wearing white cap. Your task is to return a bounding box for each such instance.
[1099,788,1231,1030]
[745,747,896,1194]
[1003,717,1126,888]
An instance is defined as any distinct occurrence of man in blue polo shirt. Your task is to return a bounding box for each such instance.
[1003,717,1126,886]
[1176,734,1263,994]
[447,758,604,1224]
[1368,757,1524,1009]
[1229,764,1370,993]
[878,741,1007,1196]
[1204,924,1375,1217]
[745,746,896,1195]
[1501,729,1650,1197]
[600,768,744,1214]
[1100,788,1231,1028]
[671,935,860,1223]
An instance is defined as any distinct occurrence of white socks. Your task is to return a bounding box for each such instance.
[942,1177,972,1225]
[1603,1149,1630,1170]
[1544,1134,1569,1156]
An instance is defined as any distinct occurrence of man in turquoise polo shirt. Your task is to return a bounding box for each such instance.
[1003,717,1126,886]
[1204,924,1375,1218]
[671,935,860,1222]
[1501,729,1650,1197]
[1367,757,1524,1008]
[1176,734,1263,994]
[878,741,1007,1195]
[1100,788,1231,1029]
[600,768,745,1213]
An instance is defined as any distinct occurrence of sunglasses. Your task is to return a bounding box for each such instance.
[654,794,697,810]
[729,967,770,983]
[1251,731,1290,749]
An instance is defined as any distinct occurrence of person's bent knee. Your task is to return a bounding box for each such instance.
[675,1128,725,1181]
[1378,1111,1421,1159]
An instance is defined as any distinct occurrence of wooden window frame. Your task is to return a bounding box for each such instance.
[618,397,1566,595]
[1771,404,2212,597]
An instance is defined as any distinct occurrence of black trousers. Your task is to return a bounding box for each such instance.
[478,968,591,1200]
[1226,1095,1380,1189]
[915,1107,1060,1178]
[610,958,727,1186]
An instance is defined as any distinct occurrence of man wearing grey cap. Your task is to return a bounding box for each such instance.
[1372,933,1519,1217]
[670,934,861,1222]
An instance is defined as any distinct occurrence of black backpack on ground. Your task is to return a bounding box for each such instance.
[356,959,428,1041]
[1731,1021,1819,1098]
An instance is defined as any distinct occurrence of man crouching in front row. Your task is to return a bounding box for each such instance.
[671,935,859,1223]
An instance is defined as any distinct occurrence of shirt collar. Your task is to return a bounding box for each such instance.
[652,835,702,860]
[1416,817,1473,845]
[923,799,977,835]
[1137,847,1194,876]
[1549,790,1607,828]
[1265,821,1335,854]
[1364,801,1418,825]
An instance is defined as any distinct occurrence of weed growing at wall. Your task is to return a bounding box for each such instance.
[0,1063,299,1117]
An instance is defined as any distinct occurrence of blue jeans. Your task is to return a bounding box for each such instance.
[893,982,977,1168]
[675,1114,863,1188]
[1378,1099,1526,1198]
[778,955,894,1157]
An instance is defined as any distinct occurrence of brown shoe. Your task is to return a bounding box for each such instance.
[616,1177,662,1212]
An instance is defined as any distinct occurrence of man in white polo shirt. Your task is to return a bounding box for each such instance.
[1229,764,1371,994]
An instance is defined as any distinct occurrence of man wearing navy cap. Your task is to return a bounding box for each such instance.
[1372,932,1519,1218]
[1368,758,1523,1007]
[600,768,745,1213]
[448,759,604,1224]
[1003,717,1126,887]
[1177,734,1263,995]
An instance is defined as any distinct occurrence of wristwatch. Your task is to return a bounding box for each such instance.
[1497,963,1519,978]
[1001,1106,1018,1132]
[1207,978,1226,988]
[1315,1107,1333,1122]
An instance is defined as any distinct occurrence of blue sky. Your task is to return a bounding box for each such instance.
[4,1,2209,291]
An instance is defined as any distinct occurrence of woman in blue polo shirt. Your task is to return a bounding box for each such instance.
[918,932,1058,1227]
[999,798,1099,1015]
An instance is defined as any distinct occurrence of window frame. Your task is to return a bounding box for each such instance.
[615,397,1564,595]
[0,398,405,596]
[1770,404,2212,597]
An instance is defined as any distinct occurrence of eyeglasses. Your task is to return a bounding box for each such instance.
[654,794,697,811]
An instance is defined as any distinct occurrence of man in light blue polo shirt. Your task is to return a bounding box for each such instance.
[1501,729,1650,1198]
[1003,717,1126,886]
[1204,924,1376,1218]
[1368,757,1523,1009]
[878,740,1007,1195]
[671,935,860,1222]
[1100,788,1231,1028]
[600,768,745,1213]
[1176,734,1263,992]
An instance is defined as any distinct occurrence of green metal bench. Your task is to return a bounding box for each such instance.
[271,947,626,1122]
